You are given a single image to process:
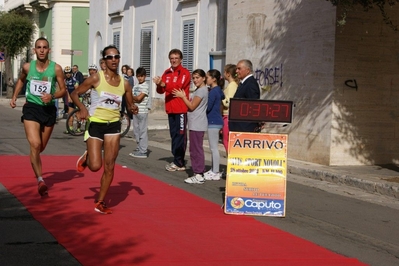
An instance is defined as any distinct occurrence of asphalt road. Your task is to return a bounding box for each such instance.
[1,103,399,266]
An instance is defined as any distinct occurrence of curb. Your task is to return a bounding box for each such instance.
[288,164,399,199]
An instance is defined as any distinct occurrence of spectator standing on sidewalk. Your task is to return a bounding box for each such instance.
[173,69,208,184]
[221,64,239,153]
[204,69,225,181]
[153,48,190,171]
[72,45,138,214]
[129,67,149,158]
[9,37,67,196]
[229,59,260,133]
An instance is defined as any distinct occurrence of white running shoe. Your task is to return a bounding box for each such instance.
[203,171,221,181]
[165,162,186,171]
[184,174,205,184]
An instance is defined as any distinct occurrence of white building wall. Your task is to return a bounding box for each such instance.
[89,0,222,111]
[226,0,336,165]
[52,4,72,68]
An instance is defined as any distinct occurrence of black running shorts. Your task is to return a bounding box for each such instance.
[86,120,121,141]
[22,101,57,127]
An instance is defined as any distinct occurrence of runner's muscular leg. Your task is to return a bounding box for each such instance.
[23,120,46,178]
[86,137,103,172]
[97,134,120,201]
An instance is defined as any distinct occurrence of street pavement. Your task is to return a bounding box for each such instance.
[1,95,398,265]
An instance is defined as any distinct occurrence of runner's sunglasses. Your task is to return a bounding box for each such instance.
[104,54,121,60]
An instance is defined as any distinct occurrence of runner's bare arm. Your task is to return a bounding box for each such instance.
[124,79,138,114]
[10,63,29,108]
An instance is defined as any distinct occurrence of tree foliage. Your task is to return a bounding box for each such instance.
[327,0,399,31]
[0,11,35,88]
[0,12,35,57]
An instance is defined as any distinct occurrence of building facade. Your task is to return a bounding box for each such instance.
[225,0,399,166]
[4,0,90,76]
[88,0,227,111]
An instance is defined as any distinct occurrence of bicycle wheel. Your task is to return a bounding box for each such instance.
[66,109,86,136]
[120,112,131,137]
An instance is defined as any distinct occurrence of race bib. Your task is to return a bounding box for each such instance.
[30,79,51,96]
[98,91,122,110]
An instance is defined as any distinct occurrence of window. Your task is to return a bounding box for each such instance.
[182,19,195,73]
[140,27,153,109]
[113,31,120,50]
[140,28,152,77]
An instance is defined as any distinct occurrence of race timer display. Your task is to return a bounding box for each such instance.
[229,98,293,123]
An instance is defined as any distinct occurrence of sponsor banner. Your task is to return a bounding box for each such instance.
[224,132,288,217]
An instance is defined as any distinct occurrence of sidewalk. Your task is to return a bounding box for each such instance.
[1,95,398,199]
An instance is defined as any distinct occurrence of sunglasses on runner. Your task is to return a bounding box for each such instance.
[104,54,121,60]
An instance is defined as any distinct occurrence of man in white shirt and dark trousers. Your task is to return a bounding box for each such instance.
[129,67,149,158]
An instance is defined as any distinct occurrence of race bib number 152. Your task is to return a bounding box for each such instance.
[30,80,51,96]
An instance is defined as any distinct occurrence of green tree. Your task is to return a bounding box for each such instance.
[327,0,399,31]
[0,11,35,93]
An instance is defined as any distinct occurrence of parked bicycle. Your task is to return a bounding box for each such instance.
[66,93,131,137]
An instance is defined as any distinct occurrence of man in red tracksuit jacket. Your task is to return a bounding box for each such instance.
[153,49,191,171]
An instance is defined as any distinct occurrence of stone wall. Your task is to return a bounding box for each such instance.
[226,0,399,165]
[331,5,399,165]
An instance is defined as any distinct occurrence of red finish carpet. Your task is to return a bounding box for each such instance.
[0,155,365,266]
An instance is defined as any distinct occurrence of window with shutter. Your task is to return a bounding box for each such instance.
[140,29,152,77]
[113,31,120,50]
[182,19,195,73]
[140,28,153,109]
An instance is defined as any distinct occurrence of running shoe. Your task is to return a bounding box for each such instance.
[203,170,213,178]
[38,181,48,196]
[203,171,221,181]
[76,151,88,172]
[94,201,112,214]
[129,151,147,158]
[184,174,205,184]
[165,162,186,171]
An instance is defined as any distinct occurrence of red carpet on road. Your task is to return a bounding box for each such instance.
[0,155,365,266]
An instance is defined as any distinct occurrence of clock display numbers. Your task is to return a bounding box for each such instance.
[229,98,293,123]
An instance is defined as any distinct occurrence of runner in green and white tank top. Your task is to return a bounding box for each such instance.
[25,60,57,106]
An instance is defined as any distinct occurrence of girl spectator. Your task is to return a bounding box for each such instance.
[172,69,208,184]
[204,69,225,181]
[222,64,239,153]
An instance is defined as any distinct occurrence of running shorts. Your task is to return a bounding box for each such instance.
[22,101,57,127]
[84,120,121,141]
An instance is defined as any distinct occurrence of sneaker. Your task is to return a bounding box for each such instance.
[184,174,205,184]
[203,170,213,178]
[38,181,48,196]
[203,171,221,181]
[129,151,147,158]
[76,151,88,172]
[165,162,186,172]
[94,201,112,214]
[76,128,81,133]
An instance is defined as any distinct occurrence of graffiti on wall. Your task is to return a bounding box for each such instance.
[344,79,358,91]
[254,64,283,91]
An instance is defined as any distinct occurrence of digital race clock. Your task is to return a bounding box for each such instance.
[229,98,293,123]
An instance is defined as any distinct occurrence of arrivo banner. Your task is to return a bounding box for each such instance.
[224,132,288,217]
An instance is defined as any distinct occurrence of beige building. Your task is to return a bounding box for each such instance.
[225,0,399,166]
